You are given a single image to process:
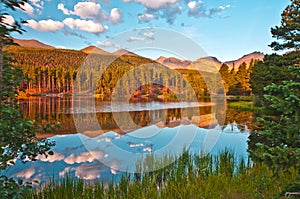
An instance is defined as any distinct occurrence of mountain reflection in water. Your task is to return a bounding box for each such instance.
[4,97,252,184]
[19,97,218,136]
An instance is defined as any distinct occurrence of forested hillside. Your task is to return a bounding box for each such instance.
[4,45,259,100]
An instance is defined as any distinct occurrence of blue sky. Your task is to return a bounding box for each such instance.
[4,0,289,61]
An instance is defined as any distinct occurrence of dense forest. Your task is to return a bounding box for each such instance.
[4,45,257,101]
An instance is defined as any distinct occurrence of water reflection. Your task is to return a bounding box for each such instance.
[7,97,255,184]
[4,125,249,184]
[19,97,218,136]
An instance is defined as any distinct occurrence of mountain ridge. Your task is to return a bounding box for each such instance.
[156,56,192,69]
[113,49,138,56]
[12,38,265,69]
[13,38,55,49]
[154,54,264,71]
[224,51,264,68]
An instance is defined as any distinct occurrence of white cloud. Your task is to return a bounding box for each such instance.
[74,164,102,180]
[220,5,231,10]
[29,0,44,9]
[110,8,122,24]
[73,2,105,19]
[97,41,113,47]
[138,13,156,22]
[128,0,229,23]
[124,0,178,9]
[59,167,73,177]
[58,2,117,25]
[63,18,108,33]
[15,166,35,179]
[58,3,72,15]
[144,32,154,40]
[187,1,204,17]
[188,1,197,11]
[134,0,181,24]
[111,168,117,174]
[97,41,122,50]
[64,151,105,164]
[58,2,108,20]
[187,1,230,18]
[39,151,65,162]
[1,15,15,26]
[57,1,123,30]
[127,36,145,42]
[26,19,64,32]
[20,2,35,16]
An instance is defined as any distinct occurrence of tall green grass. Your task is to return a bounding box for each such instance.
[24,151,298,199]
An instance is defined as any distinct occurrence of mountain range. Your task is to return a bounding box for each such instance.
[12,38,264,69]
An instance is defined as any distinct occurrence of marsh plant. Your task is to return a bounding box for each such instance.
[24,151,297,199]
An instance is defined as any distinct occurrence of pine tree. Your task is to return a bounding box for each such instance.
[219,63,230,93]
[250,0,300,195]
[270,0,300,51]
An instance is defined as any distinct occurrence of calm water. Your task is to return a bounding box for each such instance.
[4,97,254,184]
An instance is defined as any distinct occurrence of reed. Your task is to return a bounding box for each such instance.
[24,151,298,199]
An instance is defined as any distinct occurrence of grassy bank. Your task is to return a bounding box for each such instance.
[24,151,298,199]
[227,101,262,111]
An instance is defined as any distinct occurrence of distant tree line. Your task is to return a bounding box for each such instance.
[219,60,257,96]
[4,45,226,101]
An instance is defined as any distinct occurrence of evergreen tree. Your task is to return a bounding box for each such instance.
[270,0,300,51]
[250,0,300,195]
[219,63,230,93]
[250,53,299,105]
[250,66,300,171]
[236,62,250,95]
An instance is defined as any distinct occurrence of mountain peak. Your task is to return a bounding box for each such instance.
[113,49,138,56]
[156,56,166,62]
[196,56,221,64]
[190,56,222,71]
[80,46,110,55]
[13,38,55,49]
[156,56,192,69]
[224,51,264,68]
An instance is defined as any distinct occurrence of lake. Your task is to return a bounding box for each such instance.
[4,97,255,184]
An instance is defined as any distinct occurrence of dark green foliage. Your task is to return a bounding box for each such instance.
[0,0,28,90]
[270,0,300,51]
[249,1,300,194]
[0,55,56,197]
[0,0,26,46]
[1,1,57,196]
[250,52,300,106]
[249,67,300,195]
[250,66,300,172]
